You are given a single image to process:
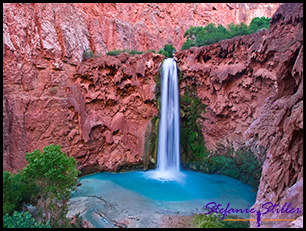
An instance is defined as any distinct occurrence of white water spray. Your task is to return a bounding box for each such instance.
[145,58,185,182]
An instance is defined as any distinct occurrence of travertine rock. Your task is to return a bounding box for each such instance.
[175,29,277,151]
[3,51,163,173]
[244,3,303,228]
[3,3,280,65]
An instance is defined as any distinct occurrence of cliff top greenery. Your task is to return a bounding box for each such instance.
[106,44,176,58]
[181,16,271,50]
[83,16,270,61]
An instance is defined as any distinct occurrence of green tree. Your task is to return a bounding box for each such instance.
[248,16,270,33]
[158,44,176,58]
[3,211,50,228]
[227,22,249,37]
[3,170,38,216]
[181,16,271,50]
[23,144,80,227]
[181,39,196,50]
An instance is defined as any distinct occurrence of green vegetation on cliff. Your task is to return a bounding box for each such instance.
[180,83,208,162]
[181,16,271,50]
[178,70,264,189]
[106,44,176,58]
[182,145,265,190]
[157,44,176,58]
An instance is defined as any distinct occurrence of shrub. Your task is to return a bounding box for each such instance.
[106,49,153,56]
[106,49,123,56]
[227,22,249,37]
[157,44,176,58]
[194,213,225,228]
[181,39,196,50]
[181,16,271,50]
[23,144,80,227]
[83,48,94,60]
[3,211,50,228]
[194,213,250,228]
[3,170,38,216]
[186,145,264,190]
[248,16,270,34]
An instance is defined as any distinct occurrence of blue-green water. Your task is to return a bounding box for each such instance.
[70,170,256,227]
[74,170,255,203]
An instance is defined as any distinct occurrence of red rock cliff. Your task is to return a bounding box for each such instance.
[175,3,303,228]
[3,3,280,62]
[2,3,303,227]
[3,2,279,173]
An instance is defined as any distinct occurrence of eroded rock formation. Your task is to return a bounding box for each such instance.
[3,2,279,173]
[3,50,163,173]
[245,3,303,228]
[175,29,276,152]
[175,3,303,228]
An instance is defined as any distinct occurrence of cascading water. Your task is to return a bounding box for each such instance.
[145,58,186,182]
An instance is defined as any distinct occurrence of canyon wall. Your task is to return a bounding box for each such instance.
[3,2,279,173]
[175,3,303,228]
[3,49,163,173]
[3,3,280,63]
[3,3,303,227]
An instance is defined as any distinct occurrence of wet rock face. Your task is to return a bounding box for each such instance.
[2,3,279,173]
[2,4,302,227]
[246,3,303,228]
[68,53,164,173]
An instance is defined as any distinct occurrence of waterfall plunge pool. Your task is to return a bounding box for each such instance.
[68,58,256,227]
[69,170,256,228]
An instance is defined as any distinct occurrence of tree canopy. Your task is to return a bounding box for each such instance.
[181,16,271,50]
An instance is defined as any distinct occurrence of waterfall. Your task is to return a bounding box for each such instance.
[145,58,185,182]
[157,58,180,172]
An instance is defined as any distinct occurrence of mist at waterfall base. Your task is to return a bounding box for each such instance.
[70,58,256,227]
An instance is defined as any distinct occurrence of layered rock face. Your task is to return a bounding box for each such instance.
[3,49,163,173]
[246,3,303,228]
[176,3,303,228]
[3,3,280,63]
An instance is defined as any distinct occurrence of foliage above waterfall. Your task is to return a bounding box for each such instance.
[106,48,155,56]
[157,44,177,58]
[181,16,271,50]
